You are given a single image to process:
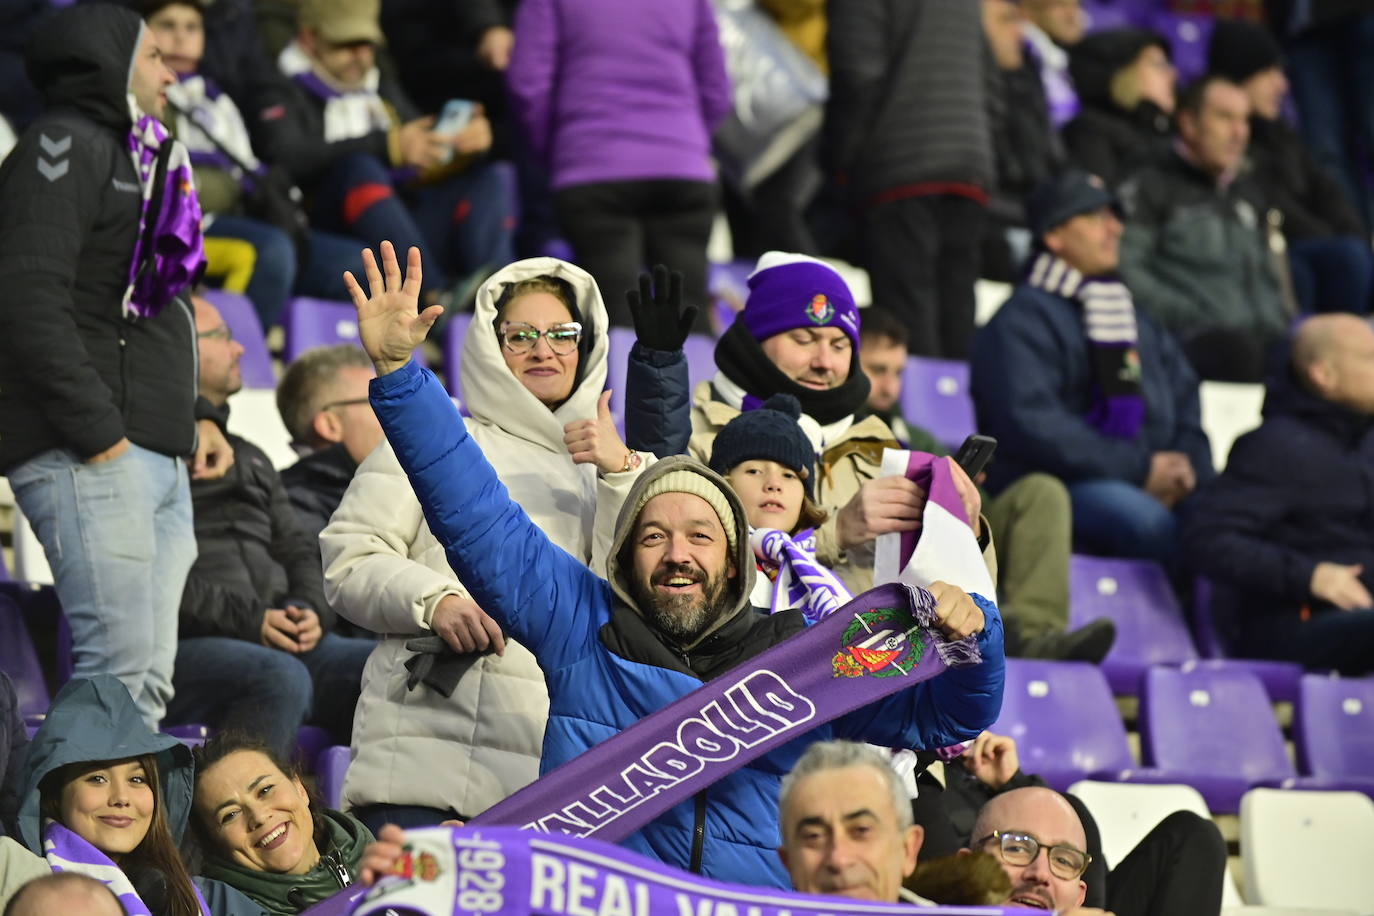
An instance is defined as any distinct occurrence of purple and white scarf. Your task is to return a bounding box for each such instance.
[124,113,205,319]
[43,819,209,916]
[1026,251,1145,440]
[750,526,851,624]
[279,42,392,143]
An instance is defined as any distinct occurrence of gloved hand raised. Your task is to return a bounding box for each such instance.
[626,264,697,352]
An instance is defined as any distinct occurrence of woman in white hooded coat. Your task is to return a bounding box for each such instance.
[319,257,684,832]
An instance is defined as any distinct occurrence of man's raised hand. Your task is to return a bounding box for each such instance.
[343,242,441,376]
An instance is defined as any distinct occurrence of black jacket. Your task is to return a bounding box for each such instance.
[0,3,198,471]
[281,443,357,542]
[180,404,333,642]
[1183,365,1374,621]
[823,0,993,200]
[1062,101,1172,190]
[253,59,420,190]
[989,60,1064,222]
[1247,115,1366,240]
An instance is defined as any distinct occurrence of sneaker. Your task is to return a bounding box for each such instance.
[1014,618,1117,664]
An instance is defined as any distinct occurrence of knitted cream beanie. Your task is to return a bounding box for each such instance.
[630,470,739,552]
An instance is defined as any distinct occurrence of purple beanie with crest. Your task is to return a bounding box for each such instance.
[741,252,861,350]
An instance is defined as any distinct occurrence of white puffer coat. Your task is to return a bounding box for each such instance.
[321,257,645,817]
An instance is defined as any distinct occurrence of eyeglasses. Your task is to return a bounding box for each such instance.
[977,831,1091,880]
[320,397,370,411]
[197,325,234,342]
[498,321,581,355]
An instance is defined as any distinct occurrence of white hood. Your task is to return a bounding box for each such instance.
[460,257,610,455]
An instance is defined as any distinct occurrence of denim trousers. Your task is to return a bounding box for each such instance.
[9,444,195,728]
[1067,478,1178,563]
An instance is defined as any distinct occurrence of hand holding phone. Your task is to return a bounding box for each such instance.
[953,434,998,480]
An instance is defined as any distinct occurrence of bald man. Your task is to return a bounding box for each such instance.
[1184,313,1374,675]
[968,787,1101,913]
[4,873,127,916]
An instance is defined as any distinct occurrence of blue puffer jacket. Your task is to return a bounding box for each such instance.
[971,282,1215,494]
[371,360,1005,889]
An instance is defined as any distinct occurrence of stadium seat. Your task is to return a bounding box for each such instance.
[604,326,638,437]
[0,593,50,721]
[1240,788,1374,910]
[442,312,474,398]
[682,333,719,394]
[163,723,210,749]
[1191,577,1304,703]
[1139,666,1333,814]
[899,357,976,451]
[1198,380,1265,471]
[294,725,333,775]
[282,297,361,362]
[1080,0,1147,31]
[203,288,276,389]
[1067,780,1243,908]
[317,745,351,809]
[1068,555,1197,695]
[991,659,1135,791]
[1294,675,1374,794]
[1150,11,1214,83]
[11,507,52,586]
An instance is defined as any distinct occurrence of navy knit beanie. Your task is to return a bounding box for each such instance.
[709,394,817,497]
[1207,20,1282,84]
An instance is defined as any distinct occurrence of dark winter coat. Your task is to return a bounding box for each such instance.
[1246,115,1366,240]
[281,443,357,542]
[1183,366,1374,620]
[0,3,198,472]
[1062,101,1172,190]
[180,404,333,642]
[971,282,1214,494]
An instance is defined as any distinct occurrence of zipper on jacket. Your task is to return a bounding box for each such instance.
[324,849,352,888]
[689,791,707,874]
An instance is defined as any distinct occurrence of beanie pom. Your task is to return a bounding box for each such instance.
[760,393,802,420]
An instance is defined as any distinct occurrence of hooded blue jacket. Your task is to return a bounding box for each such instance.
[18,675,264,915]
[971,281,1214,494]
[370,360,1004,889]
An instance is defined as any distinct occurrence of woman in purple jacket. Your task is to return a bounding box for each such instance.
[508,0,731,326]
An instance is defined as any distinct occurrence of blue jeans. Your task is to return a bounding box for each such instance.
[1236,609,1374,676]
[352,804,461,836]
[1287,235,1374,314]
[9,444,194,728]
[166,632,375,758]
[1067,478,1178,562]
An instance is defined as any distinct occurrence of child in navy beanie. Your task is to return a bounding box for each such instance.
[709,393,827,535]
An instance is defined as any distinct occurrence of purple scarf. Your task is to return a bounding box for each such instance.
[751,526,851,623]
[468,582,979,842]
[1026,251,1145,440]
[43,819,209,916]
[124,114,205,319]
[302,825,1020,916]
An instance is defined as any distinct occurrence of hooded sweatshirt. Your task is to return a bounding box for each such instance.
[366,357,1005,888]
[17,675,264,916]
[321,258,653,819]
[0,3,198,471]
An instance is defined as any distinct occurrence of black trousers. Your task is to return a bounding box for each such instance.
[1104,811,1228,916]
[555,179,717,326]
[860,194,987,359]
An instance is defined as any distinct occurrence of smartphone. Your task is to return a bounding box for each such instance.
[434,99,476,137]
[953,434,998,479]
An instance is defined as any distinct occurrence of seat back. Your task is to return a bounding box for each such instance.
[899,357,975,451]
[991,660,1135,790]
[316,745,352,810]
[443,312,474,398]
[1069,555,1198,694]
[203,288,275,389]
[282,297,362,363]
[1240,788,1374,909]
[1141,665,1291,784]
[1068,780,1242,907]
[1295,674,1374,782]
[0,594,50,720]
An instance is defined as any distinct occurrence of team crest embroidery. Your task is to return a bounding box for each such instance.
[805,293,834,325]
[832,606,924,678]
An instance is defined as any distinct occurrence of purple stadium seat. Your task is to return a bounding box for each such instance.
[1080,0,1149,32]
[283,297,426,368]
[991,659,1136,791]
[163,724,210,749]
[442,312,474,399]
[682,333,719,394]
[1190,577,1304,703]
[707,260,751,335]
[317,745,351,809]
[1139,665,1328,813]
[202,289,276,389]
[606,331,719,444]
[1068,555,1198,695]
[1150,12,1214,83]
[1294,675,1374,794]
[0,594,50,722]
[899,357,976,451]
[295,725,332,775]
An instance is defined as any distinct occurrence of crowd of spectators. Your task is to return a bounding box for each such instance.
[1,0,1372,913]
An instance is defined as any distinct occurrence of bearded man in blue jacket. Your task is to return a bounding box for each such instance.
[339,242,1006,889]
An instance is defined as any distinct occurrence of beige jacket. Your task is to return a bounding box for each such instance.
[688,380,995,595]
[321,257,648,817]
[0,837,48,912]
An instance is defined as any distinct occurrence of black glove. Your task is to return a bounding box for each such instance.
[626,264,697,352]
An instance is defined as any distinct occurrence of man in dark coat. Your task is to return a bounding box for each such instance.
[0,2,230,730]
[166,296,375,755]
[1183,313,1374,675]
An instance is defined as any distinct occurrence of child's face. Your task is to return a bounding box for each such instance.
[147,2,204,75]
[727,460,805,534]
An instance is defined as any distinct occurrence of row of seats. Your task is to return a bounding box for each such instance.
[996,658,1374,813]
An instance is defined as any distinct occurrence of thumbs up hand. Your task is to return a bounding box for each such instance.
[563,390,636,475]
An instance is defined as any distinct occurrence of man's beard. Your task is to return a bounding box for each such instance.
[632,562,735,646]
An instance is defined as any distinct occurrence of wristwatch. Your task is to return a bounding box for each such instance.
[619,450,643,474]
